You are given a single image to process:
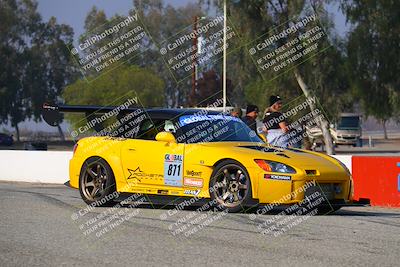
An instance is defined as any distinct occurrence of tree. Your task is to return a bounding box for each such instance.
[62,64,164,130]
[206,0,345,153]
[76,3,205,108]
[0,0,75,140]
[27,17,76,140]
[194,69,233,106]
[342,0,400,139]
[0,0,39,140]
[133,1,204,107]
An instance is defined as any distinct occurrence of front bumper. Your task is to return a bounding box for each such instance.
[69,157,81,189]
[335,136,359,144]
[257,173,352,205]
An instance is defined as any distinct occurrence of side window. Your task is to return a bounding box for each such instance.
[136,119,177,140]
[136,119,157,140]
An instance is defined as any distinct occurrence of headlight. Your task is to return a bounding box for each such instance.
[254,159,296,174]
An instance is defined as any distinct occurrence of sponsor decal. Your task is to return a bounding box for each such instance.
[165,154,183,162]
[184,189,200,196]
[127,167,143,182]
[157,190,169,195]
[129,188,145,193]
[186,170,202,177]
[264,174,291,181]
[164,154,183,186]
[183,177,204,188]
[127,167,163,181]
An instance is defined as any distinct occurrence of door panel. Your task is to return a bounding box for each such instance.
[120,139,185,191]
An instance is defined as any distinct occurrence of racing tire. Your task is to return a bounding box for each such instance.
[209,160,252,213]
[79,157,117,206]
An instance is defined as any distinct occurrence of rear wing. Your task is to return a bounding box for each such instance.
[42,103,141,132]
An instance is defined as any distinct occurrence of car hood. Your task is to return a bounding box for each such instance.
[198,142,343,171]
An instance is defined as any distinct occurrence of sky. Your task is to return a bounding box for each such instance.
[37,0,190,42]
[1,0,350,133]
[36,0,350,41]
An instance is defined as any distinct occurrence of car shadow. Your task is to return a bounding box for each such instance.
[333,208,400,217]
[117,202,400,218]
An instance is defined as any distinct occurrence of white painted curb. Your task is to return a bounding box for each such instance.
[0,151,353,184]
[0,150,72,184]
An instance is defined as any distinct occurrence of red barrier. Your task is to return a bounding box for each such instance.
[352,156,400,207]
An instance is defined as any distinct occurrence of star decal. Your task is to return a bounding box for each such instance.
[127,166,143,182]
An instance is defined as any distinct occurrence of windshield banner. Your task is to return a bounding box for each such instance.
[178,114,241,127]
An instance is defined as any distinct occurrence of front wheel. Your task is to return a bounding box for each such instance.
[79,157,117,206]
[209,160,252,213]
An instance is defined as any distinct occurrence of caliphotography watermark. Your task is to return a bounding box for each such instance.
[70,181,146,240]
[67,95,152,155]
[248,13,330,81]
[159,182,230,238]
[159,16,239,83]
[70,12,151,82]
[260,94,332,149]
[249,180,334,238]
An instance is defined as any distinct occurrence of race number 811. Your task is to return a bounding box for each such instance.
[168,164,181,176]
[164,154,183,186]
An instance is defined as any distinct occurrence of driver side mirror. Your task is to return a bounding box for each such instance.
[155,131,177,143]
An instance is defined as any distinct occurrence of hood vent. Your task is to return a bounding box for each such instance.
[305,170,317,175]
[275,153,290,158]
[239,146,280,153]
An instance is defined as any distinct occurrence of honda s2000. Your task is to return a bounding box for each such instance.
[47,106,354,213]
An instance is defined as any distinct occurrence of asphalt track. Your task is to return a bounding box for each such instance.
[0,181,399,266]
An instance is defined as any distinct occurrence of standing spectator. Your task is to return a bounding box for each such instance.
[243,104,259,133]
[263,95,289,147]
[230,107,242,118]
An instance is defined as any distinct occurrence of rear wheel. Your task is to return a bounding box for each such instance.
[79,157,117,206]
[209,160,252,213]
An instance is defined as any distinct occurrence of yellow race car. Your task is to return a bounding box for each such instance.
[44,104,353,213]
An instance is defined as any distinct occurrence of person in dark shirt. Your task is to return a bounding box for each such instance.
[263,95,289,147]
[242,104,259,133]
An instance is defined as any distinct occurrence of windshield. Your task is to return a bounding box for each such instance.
[338,116,360,129]
[177,114,262,144]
